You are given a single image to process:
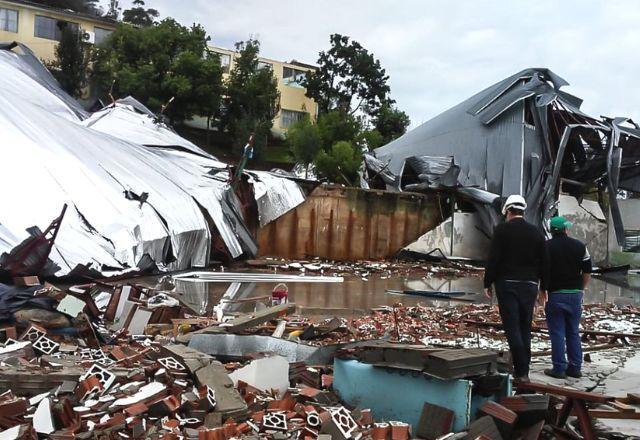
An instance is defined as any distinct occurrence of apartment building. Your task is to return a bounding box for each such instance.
[0,2,316,138]
[203,45,318,138]
[0,0,116,61]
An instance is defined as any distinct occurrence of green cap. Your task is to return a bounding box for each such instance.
[550,216,573,231]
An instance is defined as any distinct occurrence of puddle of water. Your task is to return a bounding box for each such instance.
[162,273,640,316]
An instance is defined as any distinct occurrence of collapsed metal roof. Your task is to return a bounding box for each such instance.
[368,68,640,243]
[0,43,304,277]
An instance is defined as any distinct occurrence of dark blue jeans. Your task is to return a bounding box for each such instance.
[545,292,583,373]
[495,280,538,378]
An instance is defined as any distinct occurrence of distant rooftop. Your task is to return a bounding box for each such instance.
[1,0,118,25]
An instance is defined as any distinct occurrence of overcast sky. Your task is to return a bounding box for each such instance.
[110,0,640,128]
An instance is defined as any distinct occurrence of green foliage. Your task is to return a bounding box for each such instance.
[317,110,362,149]
[46,25,89,98]
[286,116,322,172]
[285,110,366,183]
[92,19,223,125]
[304,34,391,117]
[374,103,410,144]
[355,129,384,150]
[222,39,280,159]
[315,141,363,186]
[122,0,159,27]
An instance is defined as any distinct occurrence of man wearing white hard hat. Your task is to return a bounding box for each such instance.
[484,194,549,383]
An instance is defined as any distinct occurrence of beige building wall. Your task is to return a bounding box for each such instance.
[0,0,116,61]
[202,45,318,138]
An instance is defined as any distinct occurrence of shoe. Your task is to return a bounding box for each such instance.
[513,375,530,384]
[544,368,567,379]
[566,369,582,378]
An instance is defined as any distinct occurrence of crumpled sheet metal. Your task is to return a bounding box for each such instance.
[189,334,382,365]
[83,101,211,156]
[0,42,87,120]
[0,45,304,276]
[249,171,306,227]
[374,69,564,196]
[371,68,640,243]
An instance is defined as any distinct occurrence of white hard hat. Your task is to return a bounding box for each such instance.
[502,194,527,215]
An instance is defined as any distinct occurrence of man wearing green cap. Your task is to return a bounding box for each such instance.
[544,216,592,379]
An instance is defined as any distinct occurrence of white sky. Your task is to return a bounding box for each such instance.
[109,0,640,128]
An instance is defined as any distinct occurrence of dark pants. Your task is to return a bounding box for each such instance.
[545,292,583,373]
[495,280,538,377]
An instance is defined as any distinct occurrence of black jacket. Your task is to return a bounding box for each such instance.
[484,217,549,289]
[546,233,592,292]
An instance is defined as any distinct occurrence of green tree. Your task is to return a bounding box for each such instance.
[317,110,361,150]
[222,39,280,159]
[122,0,159,27]
[46,24,89,98]
[304,34,391,117]
[315,141,363,185]
[286,116,322,178]
[355,129,384,150]
[92,19,223,126]
[374,103,410,144]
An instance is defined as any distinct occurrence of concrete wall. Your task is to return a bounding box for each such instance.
[608,198,640,267]
[405,194,609,263]
[558,194,608,263]
[0,0,116,61]
[405,211,490,260]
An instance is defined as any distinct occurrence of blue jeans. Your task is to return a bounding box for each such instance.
[545,292,583,373]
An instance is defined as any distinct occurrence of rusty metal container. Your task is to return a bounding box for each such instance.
[257,185,447,260]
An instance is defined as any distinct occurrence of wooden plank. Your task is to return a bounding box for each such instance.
[222,303,296,333]
[517,382,614,404]
[609,401,636,413]
[586,410,640,420]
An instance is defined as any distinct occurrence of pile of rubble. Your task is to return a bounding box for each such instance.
[1,275,639,439]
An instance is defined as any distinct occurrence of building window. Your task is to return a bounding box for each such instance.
[0,7,18,33]
[34,15,78,41]
[281,109,307,129]
[624,230,640,253]
[94,27,113,46]
[210,51,231,73]
[283,66,307,88]
[257,61,272,71]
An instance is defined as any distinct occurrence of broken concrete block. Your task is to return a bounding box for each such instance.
[320,406,358,440]
[13,276,40,287]
[111,381,166,408]
[32,335,59,355]
[194,361,248,419]
[390,421,410,440]
[56,295,87,318]
[466,415,502,440]
[158,356,187,372]
[372,423,390,440]
[81,364,116,393]
[228,355,289,397]
[478,401,517,439]
[75,375,102,401]
[262,412,287,431]
[33,397,55,435]
[19,324,46,342]
[127,306,153,335]
[417,402,455,440]
[499,394,549,428]
[0,424,36,440]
